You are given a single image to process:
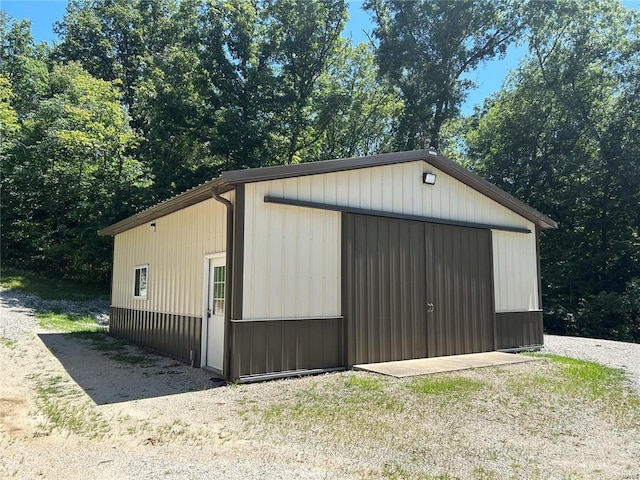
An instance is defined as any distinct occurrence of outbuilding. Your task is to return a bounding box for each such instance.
[99,149,557,382]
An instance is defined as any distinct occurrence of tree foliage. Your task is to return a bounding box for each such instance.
[2,1,639,343]
[1,17,143,283]
[365,0,530,150]
[466,0,640,341]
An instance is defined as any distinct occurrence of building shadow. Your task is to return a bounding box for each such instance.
[37,332,225,405]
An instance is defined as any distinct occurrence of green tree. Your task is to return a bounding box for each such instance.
[1,60,143,283]
[316,43,402,159]
[0,75,19,155]
[466,0,640,341]
[54,0,177,117]
[0,13,50,115]
[55,0,353,200]
[261,0,347,164]
[365,0,531,150]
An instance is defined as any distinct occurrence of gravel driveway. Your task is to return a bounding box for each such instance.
[1,288,639,480]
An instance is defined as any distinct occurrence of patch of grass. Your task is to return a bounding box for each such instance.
[346,374,384,391]
[517,354,640,428]
[260,375,404,444]
[68,331,152,365]
[506,373,553,398]
[71,331,128,351]
[534,354,626,397]
[0,336,17,349]
[472,466,500,480]
[0,267,109,301]
[111,352,150,365]
[34,374,68,396]
[409,375,486,396]
[36,311,102,333]
[30,373,110,439]
[91,337,128,352]
[381,463,455,480]
[248,362,640,478]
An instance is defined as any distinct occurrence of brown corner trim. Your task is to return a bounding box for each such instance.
[232,185,245,322]
[488,230,498,351]
[341,213,351,369]
[535,225,543,310]
[264,196,532,234]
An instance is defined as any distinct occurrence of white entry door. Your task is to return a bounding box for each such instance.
[206,256,226,372]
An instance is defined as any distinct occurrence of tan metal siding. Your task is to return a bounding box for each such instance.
[492,229,539,312]
[111,194,230,316]
[253,159,533,225]
[243,181,341,320]
[243,160,534,320]
[309,160,527,227]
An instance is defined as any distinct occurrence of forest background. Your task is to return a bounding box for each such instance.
[1,0,639,342]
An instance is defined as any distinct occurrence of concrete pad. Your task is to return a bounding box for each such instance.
[354,351,538,378]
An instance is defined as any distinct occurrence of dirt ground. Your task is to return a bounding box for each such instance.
[1,289,639,479]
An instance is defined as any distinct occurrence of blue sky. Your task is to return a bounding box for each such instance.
[3,0,638,114]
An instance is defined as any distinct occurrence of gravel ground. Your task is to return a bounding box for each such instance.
[0,289,109,341]
[1,287,639,479]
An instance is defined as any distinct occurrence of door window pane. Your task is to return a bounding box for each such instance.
[213,266,225,315]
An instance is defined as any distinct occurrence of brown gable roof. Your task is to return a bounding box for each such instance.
[98,149,557,236]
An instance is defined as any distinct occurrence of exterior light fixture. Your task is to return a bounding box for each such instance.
[423,172,437,185]
[150,222,156,232]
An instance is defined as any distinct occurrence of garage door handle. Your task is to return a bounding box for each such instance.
[427,302,434,313]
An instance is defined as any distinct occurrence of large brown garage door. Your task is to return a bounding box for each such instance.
[342,214,495,366]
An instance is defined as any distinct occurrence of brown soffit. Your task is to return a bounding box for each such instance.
[99,149,558,236]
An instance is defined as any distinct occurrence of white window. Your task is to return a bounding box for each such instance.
[134,265,148,298]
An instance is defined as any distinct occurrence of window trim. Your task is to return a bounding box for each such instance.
[134,264,149,299]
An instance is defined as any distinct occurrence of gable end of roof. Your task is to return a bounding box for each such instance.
[98,149,557,236]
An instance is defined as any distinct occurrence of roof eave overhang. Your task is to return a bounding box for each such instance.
[424,153,558,230]
[222,149,558,230]
[97,178,232,236]
[98,149,557,237]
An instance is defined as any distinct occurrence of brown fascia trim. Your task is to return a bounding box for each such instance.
[99,149,558,236]
[220,150,428,183]
[425,154,558,230]
[223,149,558,230]
[97,179,232,236]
